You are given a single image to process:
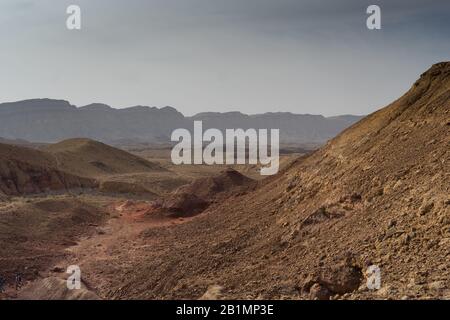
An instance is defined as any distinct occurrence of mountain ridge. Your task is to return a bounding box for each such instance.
[0,99,364,144]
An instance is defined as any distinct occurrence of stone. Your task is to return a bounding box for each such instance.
[309,283,331,300]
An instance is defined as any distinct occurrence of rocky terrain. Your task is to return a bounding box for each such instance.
[0,143,96,196]
[0,138,169,197]
[158,168,256,217]
[0,196,108,284]
[50,62,447,300]
[0,63,448,300]
[0,135,301,299]
[44,138,165,178]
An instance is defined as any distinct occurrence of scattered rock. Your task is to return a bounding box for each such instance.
[309,283,331,300]
[419,202,434,216]
[199,285,224,300]
[376,285,393,298]
[428,281,446,292]
[51,266,65,273]
[387,219,397,228]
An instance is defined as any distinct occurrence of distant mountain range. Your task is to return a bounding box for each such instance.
[0,99,364,144]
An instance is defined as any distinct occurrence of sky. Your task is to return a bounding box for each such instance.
[0,0,449,116]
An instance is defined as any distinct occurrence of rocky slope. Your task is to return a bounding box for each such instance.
[92,62,449,300]
[0,139,164,197]
[0,143,96,196]
[159,168,255,217]
[45,138,165,178]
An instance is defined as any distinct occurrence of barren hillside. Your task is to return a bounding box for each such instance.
[160,168,256,217]
[3,63,448,301]
[0,143,96,196]
[0,138,166,198]
[83,62,449,300]
[45,138,165,178]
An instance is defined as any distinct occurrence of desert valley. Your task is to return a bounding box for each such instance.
[0,62,449,300]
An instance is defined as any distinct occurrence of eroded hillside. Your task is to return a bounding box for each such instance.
[2,63,448,301]
[80,62,449,300]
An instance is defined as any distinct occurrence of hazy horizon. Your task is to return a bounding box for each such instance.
[0,97,368,117]
[1,0,449,116]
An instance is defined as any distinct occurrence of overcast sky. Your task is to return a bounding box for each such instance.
[0,0,449,116]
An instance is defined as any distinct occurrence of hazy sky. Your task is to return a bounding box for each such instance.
[0,0,449,116]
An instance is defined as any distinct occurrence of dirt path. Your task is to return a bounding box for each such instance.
[15,200,196,299]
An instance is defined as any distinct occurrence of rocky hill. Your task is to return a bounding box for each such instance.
[160,168,255,217]
[45,138,165,178]
[0,138,164,197]
[103,62,449,300]
[0,143,95,196]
